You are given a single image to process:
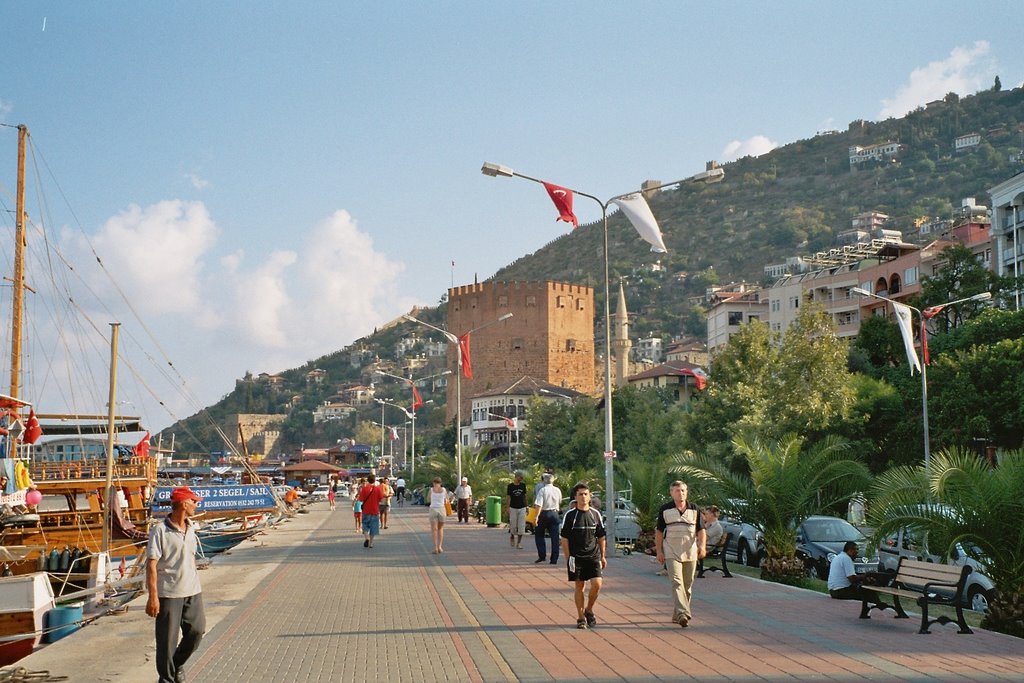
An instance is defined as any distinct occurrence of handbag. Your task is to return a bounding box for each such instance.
[443,498,453,516]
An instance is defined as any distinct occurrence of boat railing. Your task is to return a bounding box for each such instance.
[29,458,155,481]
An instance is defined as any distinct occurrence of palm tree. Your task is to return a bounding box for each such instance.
[418,445,511,502]
[869,447,1024,637]
[616,454,672,535]
[671,432,871,583]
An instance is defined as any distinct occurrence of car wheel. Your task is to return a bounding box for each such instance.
[967,585,992,613]
[736,543,747,566]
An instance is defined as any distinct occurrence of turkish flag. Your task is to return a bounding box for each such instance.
[543,182,579,228]
[23,409,42,445]
[458,333,473,379]
[411,384,424,411]
[133,431,151,458]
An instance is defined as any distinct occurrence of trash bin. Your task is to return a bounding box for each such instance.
[485,496,501,527]
[45,602,84,643]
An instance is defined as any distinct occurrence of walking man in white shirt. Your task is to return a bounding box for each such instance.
[454,477,473,523]
[533,473,563,564]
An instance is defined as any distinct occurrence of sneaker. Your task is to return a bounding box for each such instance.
[576,618,587,630]
[677,617,689,628]
[535,558,546,563]
[584,611,596,627]
[363,539,369,548]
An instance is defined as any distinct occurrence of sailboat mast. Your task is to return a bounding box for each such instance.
[10,125,27,404]
[102,323,121,554]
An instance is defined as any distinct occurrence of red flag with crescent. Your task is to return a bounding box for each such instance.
[411,384,424,411]
[458,333,473,379]
[543,182,579,228]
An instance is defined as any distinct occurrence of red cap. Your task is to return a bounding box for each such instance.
[170,486,202,503]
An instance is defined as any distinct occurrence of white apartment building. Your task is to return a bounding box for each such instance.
[634,336,663,363]
[849,142,903,167]
[989,172,1024,310]
[706,288,768,354]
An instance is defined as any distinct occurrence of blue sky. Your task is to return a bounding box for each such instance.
[2,2,1022,433]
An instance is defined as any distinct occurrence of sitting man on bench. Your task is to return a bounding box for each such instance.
[697,506,729,577]
[827,541,871,600]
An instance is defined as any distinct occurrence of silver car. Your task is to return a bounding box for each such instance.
[718,509,764,567]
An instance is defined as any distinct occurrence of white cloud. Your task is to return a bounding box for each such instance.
[84,199,218,317]
[185,173,209,190]
[879,41,995,118]
[721,135,778,162]
[47,200,411,428]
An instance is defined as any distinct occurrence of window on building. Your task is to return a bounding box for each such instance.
[556,295,566,308]
[565,339,577,352]
[728,311,743,325]
[512,338,523,350]
[576,298,586,310]
[903,267,918,286]
[748,315,759,323]
[498,295,508,307]
[526,296,537,308]
[471,297,478,309]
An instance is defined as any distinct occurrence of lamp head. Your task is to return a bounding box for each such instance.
[850,287,871,297]
[970,292,993,302]
[481,162,514,178]
[498,313,514,321]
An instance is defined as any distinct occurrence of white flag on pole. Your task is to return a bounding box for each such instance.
[611,193,667,253]
[892,302,922,375]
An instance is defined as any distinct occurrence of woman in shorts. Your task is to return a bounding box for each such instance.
[352,478,365,532]
[428,478,449,554]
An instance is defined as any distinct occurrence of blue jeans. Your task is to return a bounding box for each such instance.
[535,510,560,562]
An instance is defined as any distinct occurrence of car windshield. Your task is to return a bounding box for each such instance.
[803,518,865,543]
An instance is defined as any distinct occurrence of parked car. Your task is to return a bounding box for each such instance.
[878,527,995,613]
[309,485,331,501]
[795,516,879,579]
[717,507,764,567]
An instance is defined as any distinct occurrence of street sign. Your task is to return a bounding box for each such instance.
[603,450,616,460]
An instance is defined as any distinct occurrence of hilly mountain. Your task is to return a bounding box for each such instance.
[162,85,1024,455]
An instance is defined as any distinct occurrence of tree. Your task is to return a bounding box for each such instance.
[517,397,602,472]
[672,433,871,584]
[927,337,1024,451]
[683,303,856,465]
[869,448,1024,637]
[616,454,673,541]
[919,245,998,330]
[994,75,1002,92]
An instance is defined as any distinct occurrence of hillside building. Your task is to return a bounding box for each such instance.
[223,413,287,460]
[706,284,767,354]
[664,337,708,367]
[626,360,706,405]
[467,377,583,463]
[849,142,904,168]
[989,172,1024,310]
[446,280,596,423]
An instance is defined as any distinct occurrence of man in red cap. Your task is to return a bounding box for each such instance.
[147,486,206,683]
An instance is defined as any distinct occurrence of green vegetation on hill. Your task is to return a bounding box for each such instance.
[163,86,1024,455]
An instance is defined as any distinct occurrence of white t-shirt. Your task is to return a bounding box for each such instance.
[534,484,562,511]
[395,478,406,488]
[827,551,857,591]
[429,488,448,509]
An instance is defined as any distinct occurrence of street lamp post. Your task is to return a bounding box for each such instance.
[851,287,991,474]
[482,161,722,550]
[403,313,513,483]
[375,369,450,481]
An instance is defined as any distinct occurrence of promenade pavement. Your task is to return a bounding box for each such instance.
[20,500,1024,682]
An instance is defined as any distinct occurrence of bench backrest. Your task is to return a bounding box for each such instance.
[895,557,970,590]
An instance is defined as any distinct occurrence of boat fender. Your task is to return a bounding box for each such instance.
[48,547,60,572]
[37,552,47,571]
[69,546,81,570]
[59,546,71,572]
[14,461,32,490]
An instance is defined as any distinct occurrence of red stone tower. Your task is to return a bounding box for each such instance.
[445,281,596,421]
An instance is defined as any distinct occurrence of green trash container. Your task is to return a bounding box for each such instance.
[486,495,501,527]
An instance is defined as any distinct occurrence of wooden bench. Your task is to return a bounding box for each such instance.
[859,556,973,634]
[697,532,732,578]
